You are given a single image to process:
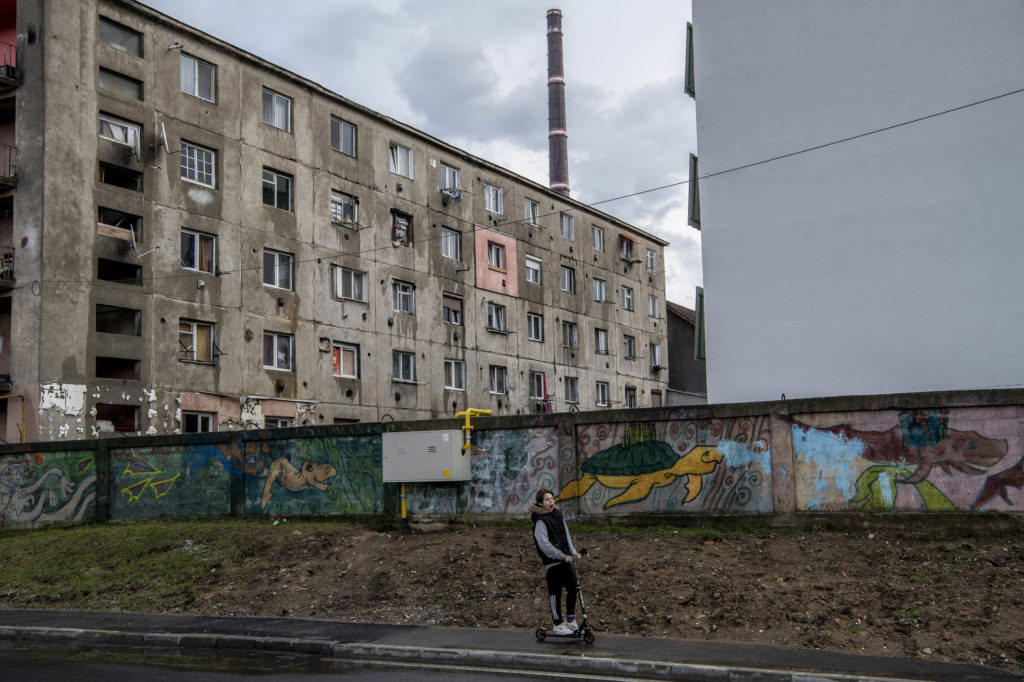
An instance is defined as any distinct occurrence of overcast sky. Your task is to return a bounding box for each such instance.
[142,0,701,307]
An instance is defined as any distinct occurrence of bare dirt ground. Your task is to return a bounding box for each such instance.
[189,521,1024,676]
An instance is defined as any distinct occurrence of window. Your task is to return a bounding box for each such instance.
[179,320,214,363]
[623,335,636,359]
[650,343,663,368]
[392,211,412,245]
[525,255,541,284]
[648,295,658,317]
[524,199,538,226]
[651,390,663,408]
[264,417,293,429]
[330,116,357,157]
[392,280,415,314]
[98,207,143,241]
[595,381,610,407]
[98,113,140,152]
[689,153,701,229]
[392,350,415,382]
[592,277,606,302]
[181,229,215,273]
[332,266,366,302]
[99,163,143,191]
[97,259,142,286]
[95,404,138,433]
[182,412,214,433]
[529,371,546,400]
[444,358,466,391]
[487,242,505,270]
[389,142,413,178]
[263,249,293,290]
[646,249,657,271]
[440,163,460,191]
[484,184,504,214]
[442,293,463,325]
[527,312,544,342]
[622,286,634,311]
[486,302,506,332]
[565,377,579,404]
[560,266,576,293]
[98,17,142,56]
[98,68,142,100]
[96,305,141,336]
[684,22,695,97]
[619,235,634,261]
[263,332,294,371]
[559,213,574,240]
[594,328,608,354]
[333,342,359,378]
[441,227,461,260]
[591,225,605,252]
[625,387,638,409]
[180,54,215,101]
[489,365,507,395]
[562,320,578,348]
[262,169,292,210]
[330,192,358,227]
[180,142,215,187]
[262,88,292,132]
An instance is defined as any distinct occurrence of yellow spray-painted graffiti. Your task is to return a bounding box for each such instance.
[119,454,180,502]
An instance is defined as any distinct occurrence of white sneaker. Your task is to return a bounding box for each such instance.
[566,620,579,632]
[553,622,574,635]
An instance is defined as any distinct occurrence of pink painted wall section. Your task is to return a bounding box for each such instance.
[180,392,241,428]
[474,225,518,297]
[0,0,14,67]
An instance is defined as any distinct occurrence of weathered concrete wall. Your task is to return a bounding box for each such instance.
[2,389,1023,526]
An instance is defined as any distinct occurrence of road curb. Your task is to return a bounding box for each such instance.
[0,625,925,682]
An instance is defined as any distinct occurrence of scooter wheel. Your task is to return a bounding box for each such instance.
[583,629,595,644]
[535,627,546,641]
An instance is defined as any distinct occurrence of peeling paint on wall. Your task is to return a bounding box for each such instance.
[38,383,85,416]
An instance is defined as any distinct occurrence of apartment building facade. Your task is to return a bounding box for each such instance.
[0,0,668,440]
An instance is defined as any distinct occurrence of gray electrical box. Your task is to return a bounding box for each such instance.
[382,430,470,482]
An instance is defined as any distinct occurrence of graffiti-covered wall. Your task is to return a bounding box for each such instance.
[2,389,1023,526]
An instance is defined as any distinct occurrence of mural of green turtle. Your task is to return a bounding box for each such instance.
[556,440,723,509]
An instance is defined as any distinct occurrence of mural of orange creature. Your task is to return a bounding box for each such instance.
[261,458,338,511]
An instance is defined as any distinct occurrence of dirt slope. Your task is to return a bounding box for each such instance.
[185,522,1024,676]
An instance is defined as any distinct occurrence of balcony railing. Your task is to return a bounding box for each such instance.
[0,145,16,185]
[0,246,14,288]
[0,42,17,89]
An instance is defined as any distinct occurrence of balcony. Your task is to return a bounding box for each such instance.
[0,144,16,188]
[0,246,14,290]
[0,43,17,93]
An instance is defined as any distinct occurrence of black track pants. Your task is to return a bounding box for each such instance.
[545,561,577,624]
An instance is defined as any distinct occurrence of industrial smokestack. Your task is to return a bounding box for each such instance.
[547,9,569,196]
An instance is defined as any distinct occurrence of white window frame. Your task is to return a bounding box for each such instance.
[262,168,292,211]
[562,320,578,349]
[264,417,294,429]
[595,381,610,407]
[182,411,214,433]
[263,331,294,371]
[178,319,215,364]
[646,249,657,271]
[649,295,658,317]
[486,302,507,332]
[98,113,140,152]
[333,265,366,302]
[487,242,506,270]
[624,335,636,360]
[595,328,608,355]
[392,280,415,314]
[592,225,605,252]
[484,184,504,214]
[180,141,215,187]
[529,371,546,400]
[592,277,606,302]
[261,87,292,132]
[440,163,460,191]
[392,350,415,383]
[98,16,142,57]
[525,255,542,284]
[180,228,215,273]
[489,365,508,395]
[560,266,576,293]
[619,235,634,261]
[565,376,579,404]
[262,249,293,290]
[389,142,413,179]
[330,192,358,227]
[333,342,359,379]
[527,312,544,342]
[622,286,634,311]
[392,211,412,246]
[650,343,663,367]
[625,387,638,409]
[441,227,461,260]
[330,116,357,157]
[442,293,463,325]
[444,358,466,391]
[524,199,539,226]
[180,53,215,102]
[560,213,574,240]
